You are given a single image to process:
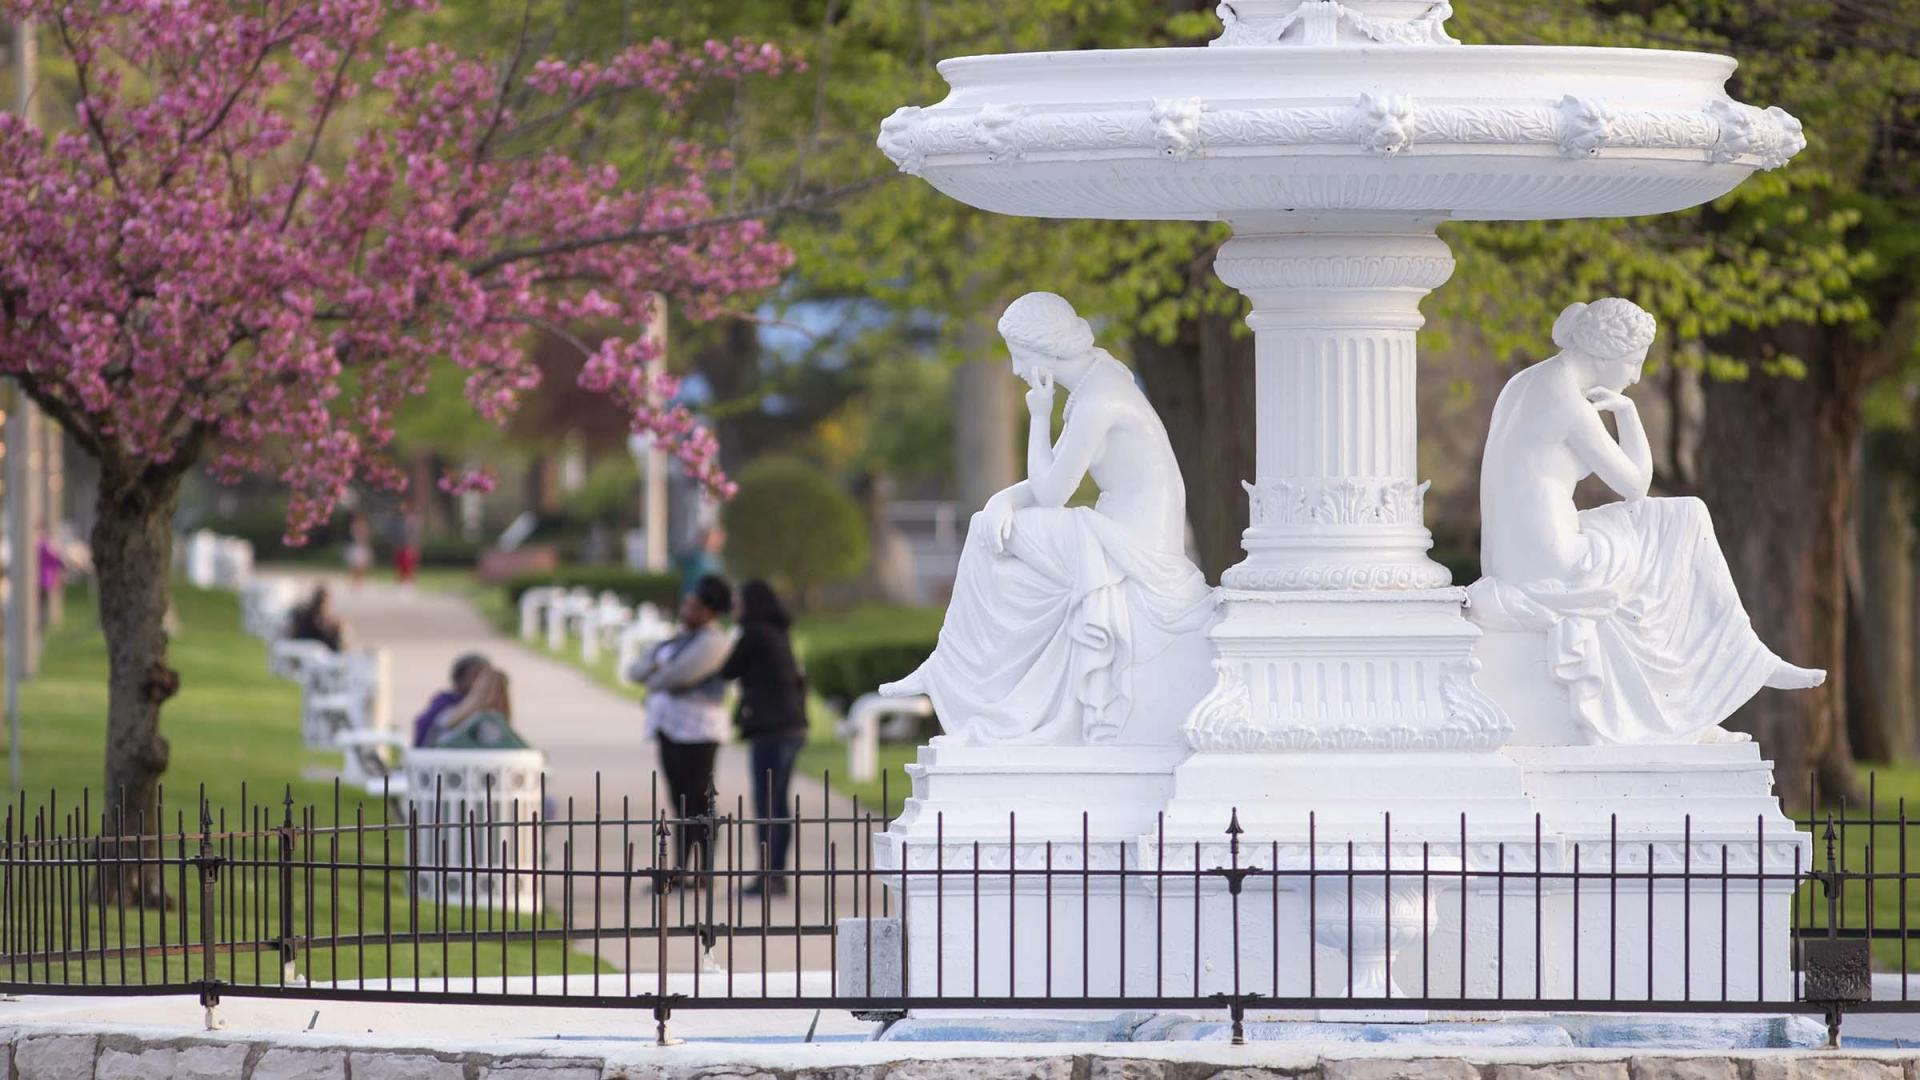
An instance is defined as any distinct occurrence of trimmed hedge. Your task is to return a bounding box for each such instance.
[803,637,937,709]
[505,567,682,611]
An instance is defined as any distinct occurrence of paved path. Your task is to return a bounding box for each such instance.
[313,576,872,977]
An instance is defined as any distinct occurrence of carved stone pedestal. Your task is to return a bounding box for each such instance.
[874,742,1187,1001]
[1505,743,1808,1003]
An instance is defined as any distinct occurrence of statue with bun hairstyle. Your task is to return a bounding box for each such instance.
[1468,298,1824,746]
[881,291,1217,746]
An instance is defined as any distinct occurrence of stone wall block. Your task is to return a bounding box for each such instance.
[1325,1059,1483,1080]
[96,1047,175,1080]
[249,1048,346,1080]
[347,1052,464,1080]
[176,1045,252,1080]
[1201,1068,1318,1080]
[1627,1061,1738,1080]
[884,1060,1075,1080]
[1089,1060,1168,1080]
[1748,1061,1902,1080]
[15,1035,98,1080]
[479,1058,604,1080]
[1490,1067,1629,1080]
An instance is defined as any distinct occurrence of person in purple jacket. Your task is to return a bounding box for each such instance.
[412,653,491,748]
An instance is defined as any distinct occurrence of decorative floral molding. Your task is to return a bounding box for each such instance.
[1556,95,1612,158]
[1707,99,1806,170]
[1212,252,1455,292]
[975,103,1029,161]
[1212,0,1458,48]
[1354,93,1416,155]
[1244,477,1429,527]
[1182,657,1507,753]
[878,105,926,176]
[875,100,1805,174]
[1184,659,1255,751]
[1437,655,1516,746]
[1221,560,1453,591]
[1151,97,1206,160]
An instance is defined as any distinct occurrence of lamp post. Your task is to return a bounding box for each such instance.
[6,16,38,795]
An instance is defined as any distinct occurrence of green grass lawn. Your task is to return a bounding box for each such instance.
[1798,762,1920,970]
[2,582,597,988]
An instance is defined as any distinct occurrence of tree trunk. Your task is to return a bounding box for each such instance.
[1853,436,1918,762]
[1133,310,1257,583]
[1697,326,1866,807]
[93,464,183,904]
[697,320,768,473]
[951,308,1019,518]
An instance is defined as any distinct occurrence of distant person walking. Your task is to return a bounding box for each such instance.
[393,507,422,587]
[722,581,809,897]
[628,574,734,891]
[345,515,374,586]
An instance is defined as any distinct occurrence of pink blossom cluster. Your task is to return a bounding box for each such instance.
[0,1,794,539]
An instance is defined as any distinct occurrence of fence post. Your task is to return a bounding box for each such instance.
[653,819,679,1047]
[195,795,224,1031]
[279,788,299,985]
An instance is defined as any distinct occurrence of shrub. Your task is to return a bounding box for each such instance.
[504,567,682,611]
[418,537,485,568]
[803,638,937,709]
[722,456,870,608]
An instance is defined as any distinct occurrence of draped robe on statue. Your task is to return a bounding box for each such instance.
[1468,495,1780,744]
[905,503,1216,745]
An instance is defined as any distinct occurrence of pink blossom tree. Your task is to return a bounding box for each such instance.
[0,0,797,852]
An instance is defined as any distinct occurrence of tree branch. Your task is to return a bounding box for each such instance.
[467,174,890,276]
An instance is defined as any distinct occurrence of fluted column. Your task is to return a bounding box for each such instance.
[1215,222,1455,592]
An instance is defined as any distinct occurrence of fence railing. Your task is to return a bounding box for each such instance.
[1,771,1915,1046]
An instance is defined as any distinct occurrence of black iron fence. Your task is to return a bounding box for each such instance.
[1,771,1916,1046]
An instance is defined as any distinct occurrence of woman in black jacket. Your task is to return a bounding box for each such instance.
[721,581,809,897]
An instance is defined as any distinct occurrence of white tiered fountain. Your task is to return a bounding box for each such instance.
[867,0,1811,1015]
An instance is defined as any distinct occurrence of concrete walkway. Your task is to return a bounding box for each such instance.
[319,577,875,976]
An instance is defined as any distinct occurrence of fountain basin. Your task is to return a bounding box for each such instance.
[878,45,1803,221]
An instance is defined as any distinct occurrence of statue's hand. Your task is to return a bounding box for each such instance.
[1024,370,1056,416]
[980,490,1018,555]
[1584,388,1636,415]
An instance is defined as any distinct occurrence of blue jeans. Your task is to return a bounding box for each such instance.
[749,734,807,872]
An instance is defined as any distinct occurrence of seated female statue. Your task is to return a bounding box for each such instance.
[882,292,1216,745]
[1468,298,1823,745]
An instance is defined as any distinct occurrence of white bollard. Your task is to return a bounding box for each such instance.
[518,587,554,643]
[844,693,933,784]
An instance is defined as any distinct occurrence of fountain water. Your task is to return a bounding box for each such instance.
[869,0,1811,1016]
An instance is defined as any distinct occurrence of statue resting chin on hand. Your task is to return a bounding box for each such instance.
[882,292,1217,746]
[1468,298,1823,746]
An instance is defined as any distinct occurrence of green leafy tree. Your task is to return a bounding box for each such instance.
[722,455,870,607]
[1433,1,1920,796]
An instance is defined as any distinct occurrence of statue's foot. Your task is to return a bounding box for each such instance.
[879,671,927,698]
[1695,725,1753,745]
[1764,661,1827,691]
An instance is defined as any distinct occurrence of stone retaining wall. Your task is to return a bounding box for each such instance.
[4,1027,1918,1080]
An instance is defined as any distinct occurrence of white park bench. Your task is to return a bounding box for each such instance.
[545,588,594,652]
[578,591,633,664]
[298,649,392,751]
[244,578,301,641]
[185,530,256,590]
[517,586,558,642]
[268,637,335,681]
[404,747,548,912]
